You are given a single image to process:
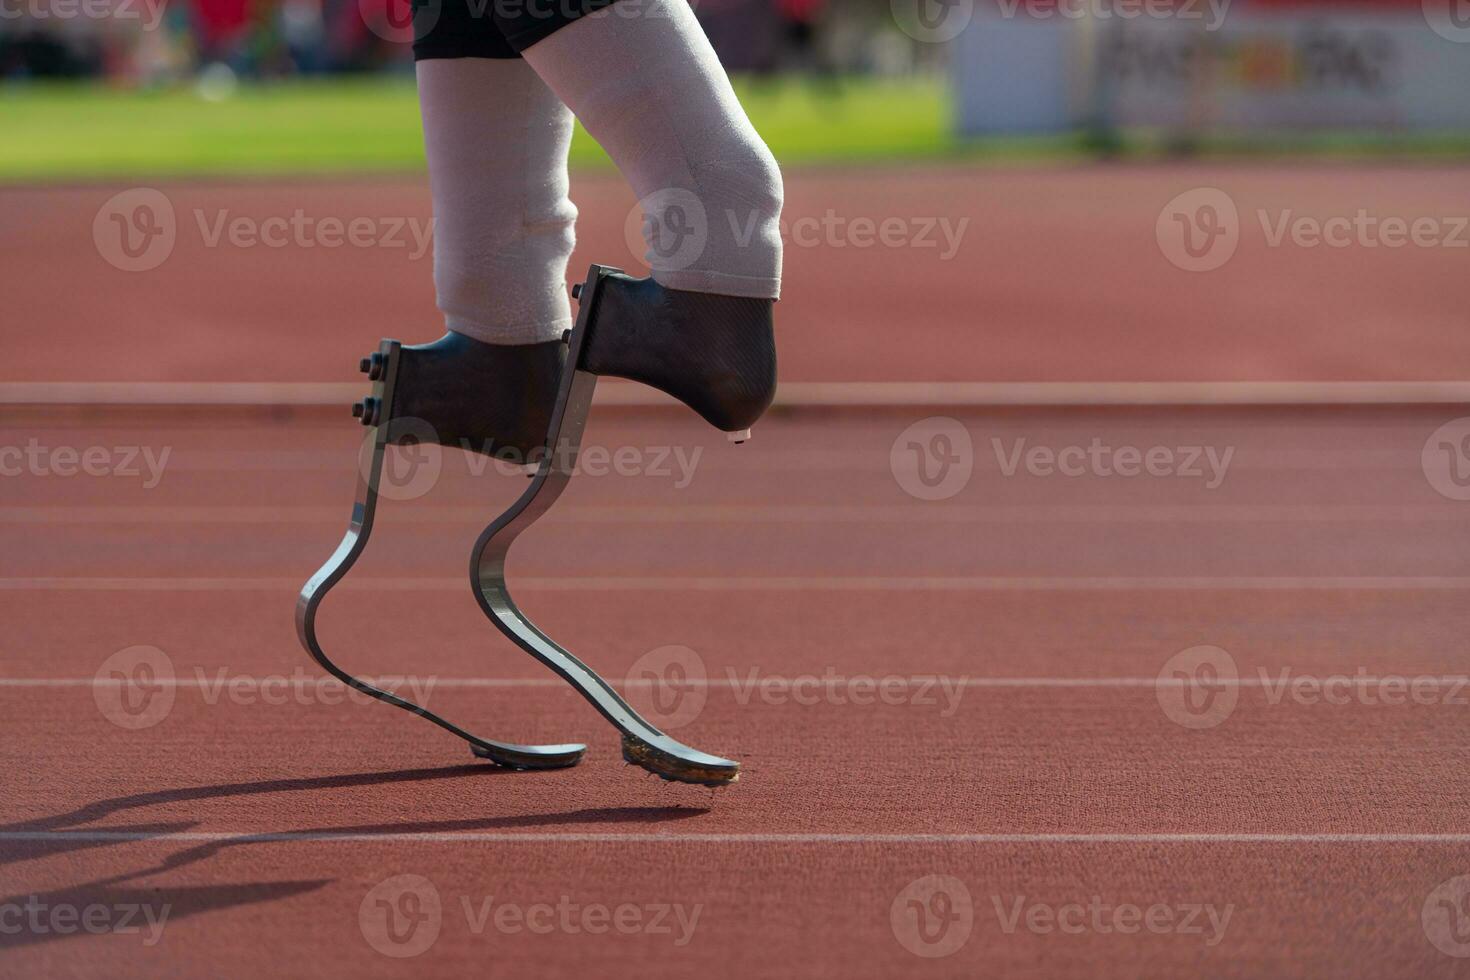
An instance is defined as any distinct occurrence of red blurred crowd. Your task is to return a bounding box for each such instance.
[0,0,833,80]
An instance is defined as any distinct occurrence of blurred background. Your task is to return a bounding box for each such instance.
[3,9,1469,976]
[1,0,1467,386]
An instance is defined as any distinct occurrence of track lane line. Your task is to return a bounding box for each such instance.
[6,676,1470,688]
[2,576,1466,591]
[6,380,1470,407]
[1,504,1461,525]
[2,831,1469,843]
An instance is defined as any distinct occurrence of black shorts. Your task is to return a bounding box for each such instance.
[412,0,623,60]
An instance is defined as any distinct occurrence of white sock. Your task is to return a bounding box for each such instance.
[522,0,784,299]
[417,58,578,345]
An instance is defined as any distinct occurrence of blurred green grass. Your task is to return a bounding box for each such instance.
[3,75,1467,184]
[0,75,967,183]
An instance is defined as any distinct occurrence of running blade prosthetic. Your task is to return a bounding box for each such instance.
[299,265,773,786]
[475,266,775,786]
[296,337,586,771]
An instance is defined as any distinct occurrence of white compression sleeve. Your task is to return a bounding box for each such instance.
[522,0,784,299]
[416,58,578,344]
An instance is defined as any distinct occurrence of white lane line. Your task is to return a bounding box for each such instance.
[1,504,1461,525]
[5,677,1469,689]
[1,576,1466,591]
[5,380,1470,407]
[1,831,1467,844]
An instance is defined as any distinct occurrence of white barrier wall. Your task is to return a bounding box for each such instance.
[953,10,1082,133]
[955,4,1470,134]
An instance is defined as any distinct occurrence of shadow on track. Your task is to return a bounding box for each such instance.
[0,763,711,946]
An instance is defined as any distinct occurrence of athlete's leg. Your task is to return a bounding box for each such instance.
[416,57,578,344]
[513,0,784,299]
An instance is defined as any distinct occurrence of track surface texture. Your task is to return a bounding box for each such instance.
[2,403,1470,977]
[4,164,1470,976]
[3,165,1470,384]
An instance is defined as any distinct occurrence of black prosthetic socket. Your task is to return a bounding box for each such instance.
[580,274,777,432]
[389,332,565,460]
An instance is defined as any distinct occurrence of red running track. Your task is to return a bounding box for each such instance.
[2,405,1469,977]
[3,165,1469,385]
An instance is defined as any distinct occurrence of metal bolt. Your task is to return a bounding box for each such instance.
[571,283,583,300]
[354,397,380,427]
